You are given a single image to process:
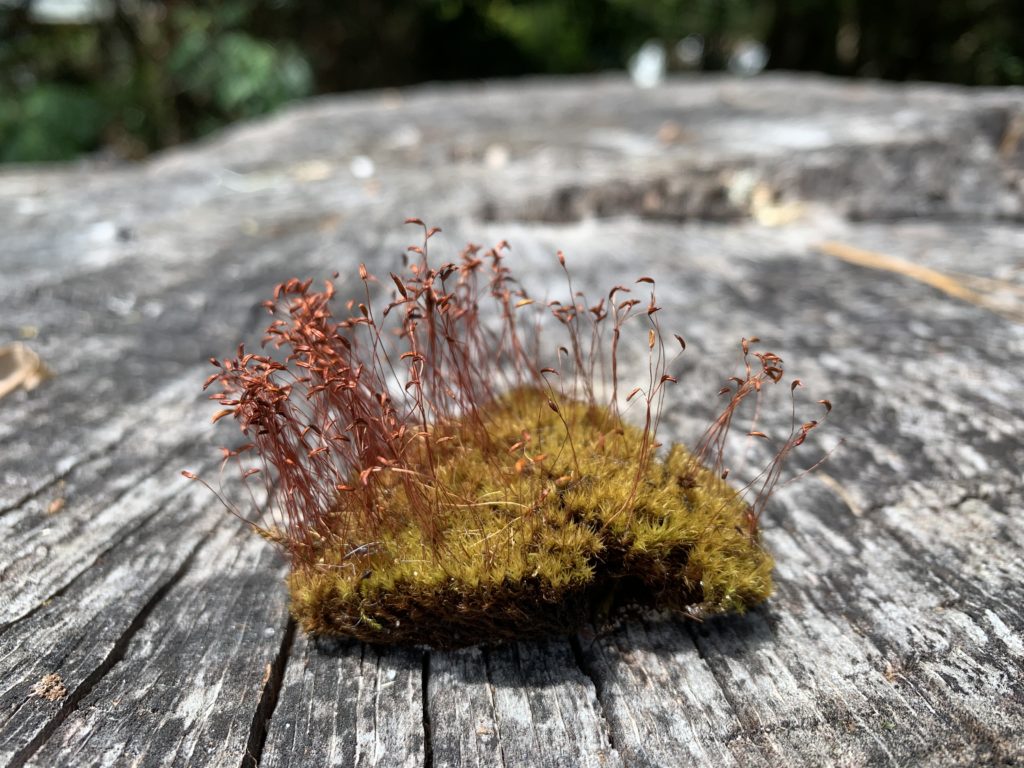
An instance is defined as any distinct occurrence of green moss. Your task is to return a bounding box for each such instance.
[288,387,773,648]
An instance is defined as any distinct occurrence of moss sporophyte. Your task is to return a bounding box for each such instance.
[187,220,832,649]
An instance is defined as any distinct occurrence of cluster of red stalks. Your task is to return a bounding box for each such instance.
[190,220,831,568]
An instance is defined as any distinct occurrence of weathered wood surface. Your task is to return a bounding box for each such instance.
[1,73,1023,766]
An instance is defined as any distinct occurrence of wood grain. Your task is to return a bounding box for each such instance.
[1,73,1022,766]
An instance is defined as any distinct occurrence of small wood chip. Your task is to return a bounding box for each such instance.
[31,673,68,702]
[0,342,53,400]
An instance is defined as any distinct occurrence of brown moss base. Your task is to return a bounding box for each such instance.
[295,575,595,649]
[289,520,772,649]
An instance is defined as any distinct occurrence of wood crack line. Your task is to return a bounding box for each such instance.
[681,620,775,761]
[421,651,433,768]
[0,444,212,637]
[0,438,122,519]
[6,520,220,768]
[480,646,509,768]
[568,634,619,757]
[241,617,295,768]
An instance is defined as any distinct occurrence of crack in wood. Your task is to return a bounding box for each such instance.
[768,484,1024,762]
[0,438,121,520]
[0,377,200,512]
[241,618,296,768]
[568,634,617,754]
[421,652,433,768]
[0,441,209,636]
[1,75,1022,766]
[480,645,509,768]
[5,518,220,768]
[680,619,774,762]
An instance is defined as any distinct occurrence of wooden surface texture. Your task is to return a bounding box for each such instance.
[1,74,1023,766]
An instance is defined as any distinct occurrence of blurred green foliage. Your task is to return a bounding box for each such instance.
[2,0,1023,163]
[1,0,315,161]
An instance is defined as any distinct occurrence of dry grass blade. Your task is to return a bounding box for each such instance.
[815,240,1024,323]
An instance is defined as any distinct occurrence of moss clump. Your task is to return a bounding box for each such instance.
[288,387,772,648]
[199,231,828,648]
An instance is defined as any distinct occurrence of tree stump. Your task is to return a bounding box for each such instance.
[1,74,1022,767]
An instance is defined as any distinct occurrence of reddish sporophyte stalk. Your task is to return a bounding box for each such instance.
[187,219,832,606]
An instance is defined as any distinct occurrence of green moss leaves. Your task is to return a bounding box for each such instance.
[288,388,772,648]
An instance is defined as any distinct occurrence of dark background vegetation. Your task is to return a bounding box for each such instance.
[2,0,1023,163]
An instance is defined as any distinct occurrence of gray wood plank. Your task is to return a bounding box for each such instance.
[561,217,1024,766]
[0,382,212,626]
[573,619,759,767]
[0,477,223,764]
[424,647,504,768]
[0,235,336,511]
[261,634,425,768]
[1,73,1022,767]
[484,641,621,768]
[427,641,623,768]
[25,519,289,768]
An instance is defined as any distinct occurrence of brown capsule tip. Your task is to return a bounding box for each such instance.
[390,272,408,298]
[211,409,234,424]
